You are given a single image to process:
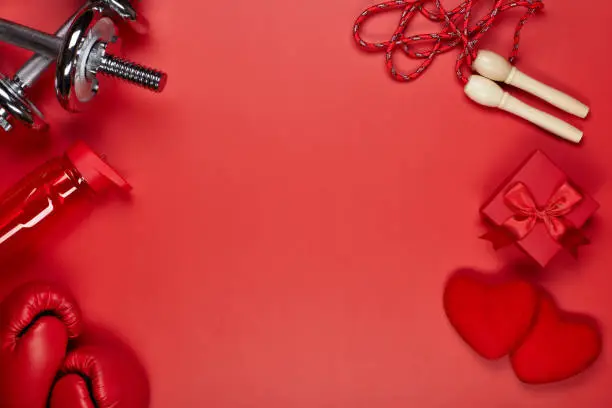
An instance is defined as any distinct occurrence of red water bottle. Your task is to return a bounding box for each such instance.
[0,141,130,245]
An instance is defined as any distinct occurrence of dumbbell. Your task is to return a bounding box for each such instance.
[0,0,148,132]
[0,1,165,132]
[102,0,149,34]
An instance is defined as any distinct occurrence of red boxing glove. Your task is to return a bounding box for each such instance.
[0,281,82,408]
[50,345,150,408]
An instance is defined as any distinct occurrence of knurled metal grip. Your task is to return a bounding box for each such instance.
[56,6,120,111]
[56,5,166,112]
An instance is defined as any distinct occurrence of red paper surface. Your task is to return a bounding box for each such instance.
[1,1,612,407]
[481,150,598,266]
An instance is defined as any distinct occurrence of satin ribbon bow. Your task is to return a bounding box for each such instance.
[483,181,588,255]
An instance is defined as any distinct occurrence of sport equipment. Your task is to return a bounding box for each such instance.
[0,281,82,408]
[50,344,150,408]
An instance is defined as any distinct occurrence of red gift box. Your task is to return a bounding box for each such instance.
[480,151,599,267]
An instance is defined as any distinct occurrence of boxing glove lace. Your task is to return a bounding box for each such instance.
[0,281,82,408]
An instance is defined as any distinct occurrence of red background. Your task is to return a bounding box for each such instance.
[1,0,612,406]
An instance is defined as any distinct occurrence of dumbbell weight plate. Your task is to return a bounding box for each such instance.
[56,5,120,112]
[0,74,47,131]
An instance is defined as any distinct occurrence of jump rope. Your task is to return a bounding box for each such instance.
[352,0,589,143]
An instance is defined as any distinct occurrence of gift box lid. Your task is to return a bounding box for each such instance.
[481,150,599,267]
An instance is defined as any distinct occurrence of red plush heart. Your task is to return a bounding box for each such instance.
[510,292,602,384]
[443,269,539,360]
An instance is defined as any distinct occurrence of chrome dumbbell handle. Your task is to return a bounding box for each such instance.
[0,14,61,132]
[14,12,78,89]
[15,0,147,89]
[0,17,165,93]
[0,19,60,58]
[0,0,152,131]
[0,17,76,131]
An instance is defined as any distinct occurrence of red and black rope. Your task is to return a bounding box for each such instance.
[353,0,544,83]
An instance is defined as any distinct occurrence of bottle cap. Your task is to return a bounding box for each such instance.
[66,141,131,193]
